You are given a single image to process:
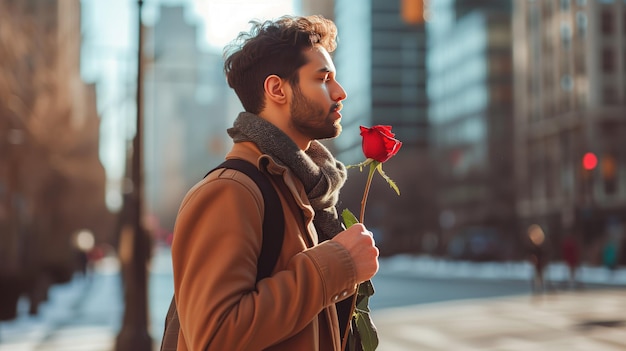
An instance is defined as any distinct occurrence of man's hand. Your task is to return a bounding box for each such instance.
[332,223,379,283]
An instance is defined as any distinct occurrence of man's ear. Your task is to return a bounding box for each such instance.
[264,75,289,105]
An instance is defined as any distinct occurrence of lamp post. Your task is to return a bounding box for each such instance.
[0,125,25,322]
[115,1,152,350]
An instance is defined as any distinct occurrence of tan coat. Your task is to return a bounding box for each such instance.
[171,141,357,351]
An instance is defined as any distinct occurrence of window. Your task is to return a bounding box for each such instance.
[561,0,571,11]
[603,86,618,104]
[602,48,615,73]
[561,23,572,49]
[601,10,614,35]
[576,12,587,37]
[529,3,540,28]
[561,75,574,91]
[560,131,575,196]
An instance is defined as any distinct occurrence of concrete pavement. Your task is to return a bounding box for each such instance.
[375,254,626,350]
[1,247,625,350]
[374,289,626,350]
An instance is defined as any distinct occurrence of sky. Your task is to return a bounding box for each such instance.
[81,0,296,210]
[181,0,297,49]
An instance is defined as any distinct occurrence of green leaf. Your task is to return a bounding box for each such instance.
[353,280,377,349]
[356,294,371,313]
[341,208,359,228]
[358,280,375,297]
[354,310,379,351]
[346,158,374,171]
[348,331,357,351]
[375,163,400,195]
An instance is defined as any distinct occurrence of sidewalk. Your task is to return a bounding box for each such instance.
[1,249,624,350]
[0,257,124,351]
[0,251,172,351]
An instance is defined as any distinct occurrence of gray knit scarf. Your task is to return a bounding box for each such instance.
[227,112,347,241]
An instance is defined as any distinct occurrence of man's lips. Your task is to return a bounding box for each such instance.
[331,102,343,117]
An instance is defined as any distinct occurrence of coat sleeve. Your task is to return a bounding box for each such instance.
[171,171,357,351]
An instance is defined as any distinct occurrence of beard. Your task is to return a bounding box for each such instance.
[289,85,342,140]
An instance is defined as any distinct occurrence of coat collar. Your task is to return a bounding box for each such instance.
[226,142,319,245]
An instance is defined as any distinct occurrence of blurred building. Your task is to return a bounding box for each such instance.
[0,0,113,320]
[143,5,239,232]
[333,0,429,162]
[427,0,517,260]
[513,0,626,261]
[300,0,335,20]
[331,0,438,255]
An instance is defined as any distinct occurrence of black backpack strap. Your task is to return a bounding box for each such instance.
[161,298,180,351]
[160,158,284,351]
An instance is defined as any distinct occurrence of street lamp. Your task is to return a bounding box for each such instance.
[0,126,25,321]
[114,1,152,350]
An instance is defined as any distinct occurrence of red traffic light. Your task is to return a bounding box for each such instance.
[582,152,598,170]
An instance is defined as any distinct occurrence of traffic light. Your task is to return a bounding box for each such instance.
[582,152,597,171]
[401,0,425,24]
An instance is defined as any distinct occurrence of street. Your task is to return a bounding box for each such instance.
[371,275,531,310]
[1,246,625,350]
[370,272,623,310]
[373,289,626,350]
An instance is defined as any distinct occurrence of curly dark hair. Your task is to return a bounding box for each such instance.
[223,15,338,114]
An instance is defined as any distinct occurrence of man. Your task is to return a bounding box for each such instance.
[171,15,379,351]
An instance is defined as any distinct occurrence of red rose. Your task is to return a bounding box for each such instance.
[359,125,402,163]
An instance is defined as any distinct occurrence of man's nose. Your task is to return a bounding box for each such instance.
[332,81,347,102]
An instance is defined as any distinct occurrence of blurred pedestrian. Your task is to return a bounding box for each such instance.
[602,239,619,277]
[561,233,581,289]
[26,272,52,315]
[76,249,89,277]
[166,15,378,351]
[527,224,548,293]
[86,245,104,277]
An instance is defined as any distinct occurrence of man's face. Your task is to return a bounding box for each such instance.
[288,46,347,141]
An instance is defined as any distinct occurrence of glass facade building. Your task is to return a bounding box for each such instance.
[427,0,516,259]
